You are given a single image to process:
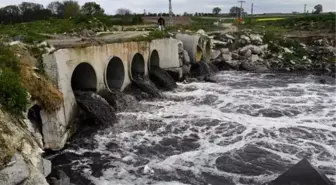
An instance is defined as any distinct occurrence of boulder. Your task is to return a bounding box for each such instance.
[51,170,71,185]
[270,159,332,185]
[220,48,230,55]
[222,53,232,62]
[42,159,51,177]
[226,60,240,69]
[240,61,269,72]
[0,154,29,185]
[249,34,263,45]
[23,166,49,185]
[232,52,239,60]
[250,54,260,63]
[211,50,221,60]
[224,34,235,40]
[212,39,227,48]
[240,35,251,43]
[239,39,247,46]
[245,49,252,58]
[251,46,262,55]
[282,47,293,53]
[196,29,207,36]
[227,39,234,45]
[240,45,268,55]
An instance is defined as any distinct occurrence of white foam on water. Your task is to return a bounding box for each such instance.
[75,71,336,184]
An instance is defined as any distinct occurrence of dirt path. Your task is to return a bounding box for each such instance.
[207,23,239,34]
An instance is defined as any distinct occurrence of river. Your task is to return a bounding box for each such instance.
[49,71,336,185]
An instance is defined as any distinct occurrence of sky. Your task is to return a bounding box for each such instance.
[0,0,335,14]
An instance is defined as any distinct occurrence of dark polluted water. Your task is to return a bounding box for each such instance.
[48,71,336,185]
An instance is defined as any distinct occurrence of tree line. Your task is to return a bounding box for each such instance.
[210,4,324,17]
[0,1,133,24]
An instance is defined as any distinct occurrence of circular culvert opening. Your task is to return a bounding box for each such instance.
[149,50,160,71]
[105,57,125,90]
[130,53,145,80]
[71,62,97,91]
[196,45,203,62]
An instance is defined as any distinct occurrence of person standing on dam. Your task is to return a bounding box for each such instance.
[157,15,165,31]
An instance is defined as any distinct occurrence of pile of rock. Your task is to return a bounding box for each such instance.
[209,31,336,76]
[0,154,51,185]
[210,32,270,72]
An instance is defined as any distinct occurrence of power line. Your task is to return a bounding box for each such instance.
[238,0,246,18]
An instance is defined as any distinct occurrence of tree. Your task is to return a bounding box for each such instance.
[63,0,80,18]
[81,2,104,15]
[19,2,51,22]
[116,8,131,15]
[47,1,64,16]
[0,5,21,23]
[47,0,79,18]
[212,7,221,15]
[313,4,323,14]
[230,6,243,17]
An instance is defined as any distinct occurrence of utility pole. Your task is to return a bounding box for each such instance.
[251,3,254,16]
[169,0,173,26]
[238,0,246,18]
[304,4,307,15]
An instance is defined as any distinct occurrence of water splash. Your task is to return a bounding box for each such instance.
[50,71,336,185]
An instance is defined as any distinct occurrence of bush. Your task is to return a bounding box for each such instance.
[0,45,20,72]
[0,69,28,114]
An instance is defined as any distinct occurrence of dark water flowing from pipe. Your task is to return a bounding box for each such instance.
[48,71,336,185]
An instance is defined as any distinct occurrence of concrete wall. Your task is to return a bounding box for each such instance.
[42,39,181,150]
[149,38,181,69]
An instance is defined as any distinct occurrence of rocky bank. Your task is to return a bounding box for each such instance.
[0,42,62,185]
[207,30,336,77]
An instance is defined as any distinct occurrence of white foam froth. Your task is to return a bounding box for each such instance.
[73,71,336,184]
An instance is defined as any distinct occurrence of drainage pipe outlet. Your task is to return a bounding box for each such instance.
[176,34,203,64]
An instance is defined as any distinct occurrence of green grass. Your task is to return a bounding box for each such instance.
[0,45,28,114]
[0,15,144,44]
[0,69,28,114]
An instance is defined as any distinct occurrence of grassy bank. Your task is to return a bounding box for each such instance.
[244,13,336,34]
[0,14,144,44]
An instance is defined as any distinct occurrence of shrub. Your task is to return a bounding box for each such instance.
[0,69,28,114]
[20,65,64,112]
[0,45,20,72]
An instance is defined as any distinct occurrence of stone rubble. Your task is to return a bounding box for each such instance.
[0,154,29,185]
[209,32,336,75]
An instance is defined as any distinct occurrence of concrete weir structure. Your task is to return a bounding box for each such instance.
[42,38,182,150]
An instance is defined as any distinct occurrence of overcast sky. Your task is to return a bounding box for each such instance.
[0,0,335,14]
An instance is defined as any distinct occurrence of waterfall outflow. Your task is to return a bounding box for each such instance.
[74,91,117,126]
[190,61,218,83]
[98,89,139,112]
[128,75,162,99]
[149,66,178,91]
